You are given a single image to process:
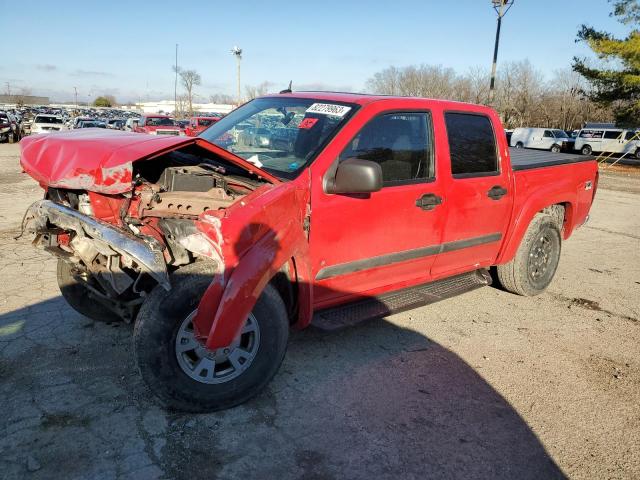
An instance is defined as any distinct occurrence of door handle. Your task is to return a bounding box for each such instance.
[416,193,442,210]
[487,185,507,200]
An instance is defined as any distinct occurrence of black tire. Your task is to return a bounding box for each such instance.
[551,144,561,153]
[495,213,562,297]
[515,142,524,149]
[581,144,592,155]
[134,261,289,412]
[57,258,121,322]
[633,148,640,160]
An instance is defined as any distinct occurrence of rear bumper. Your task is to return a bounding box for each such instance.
[25,199,170,290]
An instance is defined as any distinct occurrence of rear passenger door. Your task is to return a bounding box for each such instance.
[431,111,513,277]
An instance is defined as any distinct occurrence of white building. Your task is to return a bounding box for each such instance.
[134,100,234,115]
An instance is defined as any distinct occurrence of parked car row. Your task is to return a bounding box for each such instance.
[509,126,640,158]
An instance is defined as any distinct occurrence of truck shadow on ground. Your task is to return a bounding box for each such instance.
[0,286,565,480]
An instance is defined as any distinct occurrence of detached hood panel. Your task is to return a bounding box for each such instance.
[20,129,195,194]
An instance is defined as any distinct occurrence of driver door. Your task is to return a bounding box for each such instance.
[309,110,447,308]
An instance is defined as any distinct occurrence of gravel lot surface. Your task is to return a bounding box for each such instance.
[1,142,639,480]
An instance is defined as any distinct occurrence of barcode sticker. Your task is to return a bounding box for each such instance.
[305,103,351,117]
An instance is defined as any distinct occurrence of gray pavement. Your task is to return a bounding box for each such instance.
[0,143,639,479]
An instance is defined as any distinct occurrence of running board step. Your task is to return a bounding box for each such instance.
[312,269,491,331]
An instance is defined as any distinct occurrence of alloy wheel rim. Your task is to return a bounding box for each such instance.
[528,232,554,281]
[175,311,260,384]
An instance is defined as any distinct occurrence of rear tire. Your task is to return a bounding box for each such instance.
[515,142,524,149]
[134,261,289,412]
[581,145,593,155]
[495,213,562,296]
[57,259,121,323]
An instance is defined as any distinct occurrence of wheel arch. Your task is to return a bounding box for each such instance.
[495,199,573,266]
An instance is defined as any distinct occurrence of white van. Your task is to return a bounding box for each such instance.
[510,127,574,153]
[574,128,640,158]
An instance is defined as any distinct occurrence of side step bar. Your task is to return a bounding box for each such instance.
[312,269,491,331]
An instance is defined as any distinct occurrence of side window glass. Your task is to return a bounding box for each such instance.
[444,113,498,177]
[603,130,622,139]
[339,112,433,185]
[626,131,637,141]
[543,130,553,138]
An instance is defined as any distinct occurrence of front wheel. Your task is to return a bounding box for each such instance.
[495,213,562,296]
[551,144,561,153]
[134,261,289,412]
[515,142,524,149]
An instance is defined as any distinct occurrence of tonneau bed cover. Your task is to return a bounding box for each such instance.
[509,147,595,171]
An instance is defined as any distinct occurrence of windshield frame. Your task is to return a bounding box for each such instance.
[198,96,360,180]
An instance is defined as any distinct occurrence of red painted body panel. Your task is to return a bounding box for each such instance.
[20,93,598,352]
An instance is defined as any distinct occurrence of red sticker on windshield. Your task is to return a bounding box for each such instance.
[299,118,319,129]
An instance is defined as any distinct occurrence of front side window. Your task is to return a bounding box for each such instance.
[543,130,553,138]
[200,97,357,179]
[625,131,638,141]
[339,112,433,185]
[445,112,498,176]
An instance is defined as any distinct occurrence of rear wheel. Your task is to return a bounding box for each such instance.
[515,142,524,149]
[57,259,121,322]
[134,261,289,412]
[581,145,593,155]
[495,213,562,296]
[551,144,561,153]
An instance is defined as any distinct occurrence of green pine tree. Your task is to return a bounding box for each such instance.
[573,0,640,126]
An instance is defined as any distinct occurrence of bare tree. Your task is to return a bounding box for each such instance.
[173,67,202,116]
[365,60,614,130]
[244,81,274,100]
[209,93,236,104]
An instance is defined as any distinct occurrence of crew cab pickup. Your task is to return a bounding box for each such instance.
[20,92,598,412]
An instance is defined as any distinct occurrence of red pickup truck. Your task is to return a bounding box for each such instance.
[134,114,182,136]
[20,92,597,412]
[185,116,221,137]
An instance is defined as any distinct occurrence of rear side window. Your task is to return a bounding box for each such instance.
[445,113,498,176]
[603,130,623,139]
[340,112,434,185]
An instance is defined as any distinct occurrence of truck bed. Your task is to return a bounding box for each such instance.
[509,148,595,171]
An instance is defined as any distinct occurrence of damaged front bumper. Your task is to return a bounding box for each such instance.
[25,199,171,290]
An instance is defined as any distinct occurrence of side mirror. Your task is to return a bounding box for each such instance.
[325,158,383,194]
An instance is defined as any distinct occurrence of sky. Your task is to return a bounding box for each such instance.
[0,0,632,103]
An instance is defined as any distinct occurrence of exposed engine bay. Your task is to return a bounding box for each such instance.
[26,144,267,321]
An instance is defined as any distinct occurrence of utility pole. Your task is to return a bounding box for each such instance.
[5,82,10,99]
[489,0,514,103]
[174,43,178,117]
[231,46,242,107]
[73,87,78,110]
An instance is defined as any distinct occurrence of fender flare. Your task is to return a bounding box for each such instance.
[496,193,575,265]
[194,220,312,350]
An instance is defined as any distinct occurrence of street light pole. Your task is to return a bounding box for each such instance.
[73,87,78,110]
[174,44,178,116]
[231,46,242,107]
[489,0,514,103]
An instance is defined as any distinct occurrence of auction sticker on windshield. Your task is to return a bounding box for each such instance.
[306,103,351,117]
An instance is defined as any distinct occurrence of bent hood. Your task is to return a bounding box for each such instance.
[20,129,279,194]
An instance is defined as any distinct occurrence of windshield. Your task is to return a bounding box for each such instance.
[35,116,63,124]
[552,129,569,138]
[146,117,175,127]
[199,97,357,178]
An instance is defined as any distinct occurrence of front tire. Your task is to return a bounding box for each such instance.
[57,259,121,323]
[495,213,562,296]
[551,144,561,153]
[134,261,289,412]
[515,142,524,149]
